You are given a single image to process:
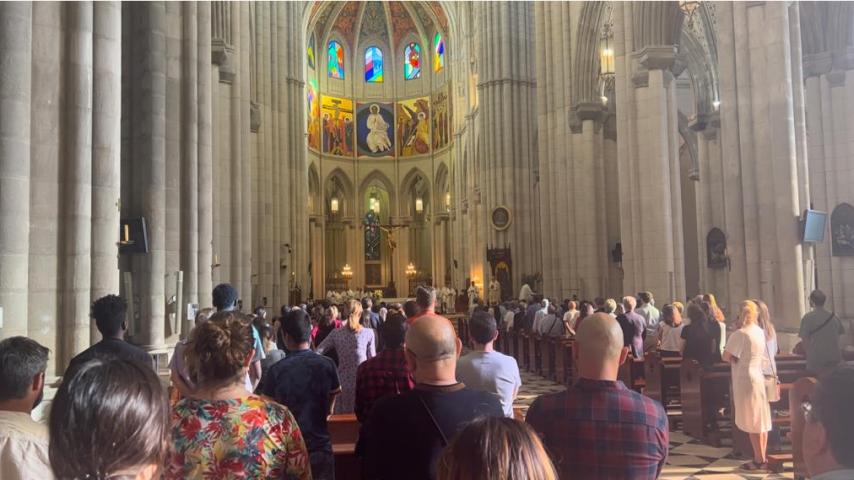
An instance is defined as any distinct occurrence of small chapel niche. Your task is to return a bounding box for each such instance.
[707,228,728,269]
[831,203,854,257]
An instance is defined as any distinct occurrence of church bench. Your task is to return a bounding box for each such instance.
[643,353,682,407]
[765,376,816,476]
[527,332,543,375]
[329,413,361,480]
[555,339,575,386]
[542,336,558,381]
[618,357,645,393]
[680,360,731,441]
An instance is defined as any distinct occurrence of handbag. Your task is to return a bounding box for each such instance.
[764,339,781,403]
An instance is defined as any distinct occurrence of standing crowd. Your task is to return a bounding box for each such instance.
[0,282,852,480]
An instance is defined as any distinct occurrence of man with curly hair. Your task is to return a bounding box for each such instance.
[67,295,152,373]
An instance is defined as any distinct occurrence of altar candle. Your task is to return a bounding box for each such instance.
[123,224,129,242]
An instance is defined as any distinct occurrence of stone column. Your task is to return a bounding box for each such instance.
[716,1,808,329]
[91,1,122,343]
[477,2,539,294]
[128,1,167,350]
[197,1,213,308]
[0,3,32,339]
[239,2,252,304]
[63,2,94,358]
[180,2,199,331]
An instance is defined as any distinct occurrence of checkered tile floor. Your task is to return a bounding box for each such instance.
[514,373,796,480]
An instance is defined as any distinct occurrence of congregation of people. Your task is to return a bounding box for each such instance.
[1,280,852,480]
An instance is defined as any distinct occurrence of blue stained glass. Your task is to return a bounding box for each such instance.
[365,46,383,83]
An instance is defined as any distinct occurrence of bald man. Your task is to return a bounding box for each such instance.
[526,313,668,480]
[362,314,503,480]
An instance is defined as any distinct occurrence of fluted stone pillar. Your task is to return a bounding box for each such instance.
[477,2,539,294]
[127,1,167,349]
[179,2,199,333]
[197,1,213,308]
[91,1,122,343]
[63,2,94,358]
[716,1,808,330]
[0,3,33,340]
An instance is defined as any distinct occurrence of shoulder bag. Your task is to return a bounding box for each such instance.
[764,338,781,403]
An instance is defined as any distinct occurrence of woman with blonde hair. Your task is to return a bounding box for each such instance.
[437,417,557,480]
[317,298,376,413]
[723,301,772,471]
[704,293,727,353]
[751,299,779,378]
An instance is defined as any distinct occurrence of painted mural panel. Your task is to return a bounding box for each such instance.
[432,85,451,151]
[356,102,394,158]
[306,80,320,151]
[396,97,430,157]
[321,95,355,157]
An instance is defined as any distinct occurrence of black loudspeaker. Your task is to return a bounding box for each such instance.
[119,217,149,254]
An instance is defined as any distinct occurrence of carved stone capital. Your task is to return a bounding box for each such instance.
[637,45,678,71]
[574,101,605,123]
[212,39,235,84]
[804,52,832,79]
[250,101,261,133]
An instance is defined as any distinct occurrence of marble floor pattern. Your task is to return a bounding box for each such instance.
[514,372,796,480]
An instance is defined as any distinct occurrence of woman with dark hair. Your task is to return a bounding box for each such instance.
[437,417,557,480]
[167,311,310,479]
[681,302,721,368]
[49,358,169,480]
[253,316,286,392]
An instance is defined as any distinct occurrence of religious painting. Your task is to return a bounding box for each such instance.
[306,80,320,151]
[491,206,512,231]
[432,85,451,151]
[321,95,354,157]
[356,102,394,158]
[831,203,854,257]
[396,97,430,157]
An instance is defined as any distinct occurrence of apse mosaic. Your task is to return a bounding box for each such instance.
[356,102,395,158]
[307,80,321,151]
[404,42,422,80]
[364,46,384,83]
[328,40,345,79]
[396,97,431,157]
[432,85,451,151]
[321,96,355,157]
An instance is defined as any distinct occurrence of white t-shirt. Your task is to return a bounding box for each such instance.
[456,351,522,417]
[658,323,685,352]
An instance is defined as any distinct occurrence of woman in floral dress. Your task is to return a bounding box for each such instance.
[317,299,376,414]
[167,311,311,479]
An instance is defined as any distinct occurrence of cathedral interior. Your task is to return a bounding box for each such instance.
[1,1,853,374]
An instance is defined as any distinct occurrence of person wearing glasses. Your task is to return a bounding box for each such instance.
[802,366,854,480]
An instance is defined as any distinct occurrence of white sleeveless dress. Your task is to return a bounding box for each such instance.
[725,324,772,433]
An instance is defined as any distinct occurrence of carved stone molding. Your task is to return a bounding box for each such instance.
[574,101,605,123]
[250,101,261,132]
[637,45,678,71]
[211,39,235,84]
[804,52,832,79]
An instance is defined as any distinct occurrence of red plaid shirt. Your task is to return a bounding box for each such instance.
[354,347,414,423]
[526,378,668,480]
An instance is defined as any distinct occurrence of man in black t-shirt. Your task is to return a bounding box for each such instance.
[363,314,503,480]
[263,309,341,480]
[67,295,152,374]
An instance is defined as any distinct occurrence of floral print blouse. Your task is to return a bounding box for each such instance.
[167,394,311,479]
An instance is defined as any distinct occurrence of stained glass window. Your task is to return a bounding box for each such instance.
[433,33,445,72]
[404,42,421,80]
[364,46,383,83]
[307,34,316,70]
[328,40,344,79]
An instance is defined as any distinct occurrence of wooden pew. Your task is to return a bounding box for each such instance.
[329,413,360,480]
[555,339,574,386]
[618,357,645,393]
[527,332,542,375]
[766,376,816,476]
[519,331,530,370]
[542,336,557,381]
[644,353,682,407]
[680,360,731,442]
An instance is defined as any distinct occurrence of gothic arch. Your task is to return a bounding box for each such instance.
[359,170,396,212]
[324,167,356,217]
[631,1,684,50]
[574,1,612,105]
[400,167,431,216]
[308,164,321,216]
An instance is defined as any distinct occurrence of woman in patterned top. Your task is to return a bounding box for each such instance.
[316,299,376,414]
[166,311,311,479]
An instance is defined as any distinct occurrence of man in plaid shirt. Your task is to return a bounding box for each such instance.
[355,313,414,423]
[527,313,668,479]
